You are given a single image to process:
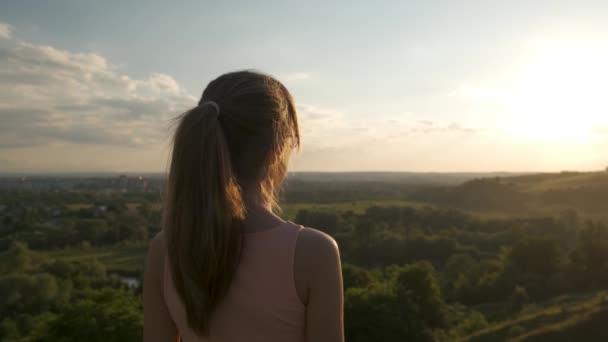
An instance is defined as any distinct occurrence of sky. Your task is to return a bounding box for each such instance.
[1,0,607,173]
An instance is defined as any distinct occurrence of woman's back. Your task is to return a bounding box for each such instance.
[146,219,342,342]
[143,71,343,342]
[162,221,305,342]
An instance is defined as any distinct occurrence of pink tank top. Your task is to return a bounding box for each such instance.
[163,221,306,342]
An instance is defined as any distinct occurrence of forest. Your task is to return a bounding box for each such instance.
[1,171,608,341]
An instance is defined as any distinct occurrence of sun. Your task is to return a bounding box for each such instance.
[505,35,608,142]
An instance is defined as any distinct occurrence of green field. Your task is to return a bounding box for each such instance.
[48,244,147,275]
[0,244,147,276]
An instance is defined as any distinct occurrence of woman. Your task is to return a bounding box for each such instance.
[144,71,344,342]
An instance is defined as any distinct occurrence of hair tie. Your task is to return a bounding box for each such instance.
[201,101,220,116]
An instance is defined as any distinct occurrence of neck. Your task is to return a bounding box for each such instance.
[242,184,273,211]
[242,203,284,233]
[240,186,284,233]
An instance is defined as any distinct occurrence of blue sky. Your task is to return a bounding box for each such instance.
[1,1,607,172]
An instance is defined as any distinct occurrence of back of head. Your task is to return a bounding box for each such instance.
[163,70,300,336]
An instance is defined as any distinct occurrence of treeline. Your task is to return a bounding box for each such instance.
[296,206,608,340]
[0,199,160,251]
[281,180,416,203]
[285,176,608,215]
[0,242,142,341]
[540,186,608,212]
[409,178,527,212]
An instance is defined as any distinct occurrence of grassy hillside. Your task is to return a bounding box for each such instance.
[287,172,523,185]
[461,291,608,341]
[505,171,608,193]
[407,171,608,220]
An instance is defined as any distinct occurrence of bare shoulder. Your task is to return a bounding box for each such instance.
[148,231,167,259]
[296,227,340,260]
[294,227,342,304]
[143,233,178,341]
[150,230,166,248]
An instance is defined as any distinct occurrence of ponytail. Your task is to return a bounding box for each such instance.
[163,103,245,335]
[163,70,301,336]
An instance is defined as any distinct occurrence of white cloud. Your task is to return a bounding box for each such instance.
[296,104,373,151]
[448,82,506,104]
[278,72,310,82]
[0,41,196,149]
[298,104,342,122]
[295,104,478,159]
[0,22,12,39]
[0,27,485,172]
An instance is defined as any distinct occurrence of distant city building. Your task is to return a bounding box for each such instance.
[111,175,148,192]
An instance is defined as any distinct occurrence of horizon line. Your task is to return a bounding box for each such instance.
[0,169,604,177]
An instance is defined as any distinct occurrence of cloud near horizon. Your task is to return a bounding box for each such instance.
[0,31,197,149]
[0,22,486,172]
[0,22,11,39]
[0,25,352,152]
[279,72,311,82]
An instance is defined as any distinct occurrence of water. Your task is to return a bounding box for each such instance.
[120,276,141,288]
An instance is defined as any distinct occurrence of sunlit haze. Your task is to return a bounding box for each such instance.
[1,1,607,173]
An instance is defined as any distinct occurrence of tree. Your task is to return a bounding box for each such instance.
[74,219,109,245]
[353,220,373,248]
[569,221,608,289]
[6,240,33,273]
[345,262,446,342]
[442,254,480,303]
[502,237,564,299]
[342,264,374,290]
[393,262,446,330]
[0,318,20,341]
[294,210,341,235]
[117,223,148,242]
[0,273,59,318]
[345,285,409,342]
[37,288,142,342]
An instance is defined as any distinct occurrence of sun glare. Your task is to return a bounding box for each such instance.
[506,36,608,142]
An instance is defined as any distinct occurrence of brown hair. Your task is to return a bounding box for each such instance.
[163,70,300,335]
